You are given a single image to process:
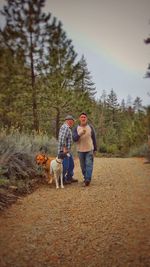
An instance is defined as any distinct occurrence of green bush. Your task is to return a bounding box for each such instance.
[0,178,10,187]
[106,144,118,154]
[0,128,58,156]
[99,143,107,153]
[0,128,58,183]
[128,143,148,157]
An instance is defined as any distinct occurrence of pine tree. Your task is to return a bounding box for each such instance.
[120,99,126,112]
[72,55,96,117]
[39,20,80,138]
[0,0,51,131]
[74,55,96,98]
[106,89,119,124]
[126,95,132,108]
[95,90,107,141]
[0,41,30,129]
[100,90,107,104]
[133,97,143,113]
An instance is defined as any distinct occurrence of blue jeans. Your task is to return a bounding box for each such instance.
[78,151,94,182]
[63,154,74,181]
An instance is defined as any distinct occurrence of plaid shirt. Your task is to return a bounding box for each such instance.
[58,123,73,153]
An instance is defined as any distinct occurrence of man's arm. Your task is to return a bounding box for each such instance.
[59,126,69,152]
[72,126,80,142]
[90,125,97,151]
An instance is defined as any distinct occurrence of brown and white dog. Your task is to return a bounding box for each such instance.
[35,154,54,183]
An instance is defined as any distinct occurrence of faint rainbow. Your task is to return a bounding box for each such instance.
[70,30,142,75]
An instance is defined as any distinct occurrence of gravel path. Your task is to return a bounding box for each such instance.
[0,158,150,267]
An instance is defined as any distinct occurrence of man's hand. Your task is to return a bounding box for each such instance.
[63,147,68,154]
[93,151,96,157]
[78,128,86,136]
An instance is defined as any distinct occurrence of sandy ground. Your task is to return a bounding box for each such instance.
[0,157,150,267]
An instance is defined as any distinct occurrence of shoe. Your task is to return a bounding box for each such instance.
[84,180,90,186]
[70,178,78,183]
[63,180,72,185]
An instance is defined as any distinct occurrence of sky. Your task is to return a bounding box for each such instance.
[0,0,150,105]
[45,0,150,106]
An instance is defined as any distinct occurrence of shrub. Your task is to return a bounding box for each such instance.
[0,128,58,156]
[98,143,107,153]
[0,178,10,187]
[0,128,58,182]
[106,144,118,154]
[0,151,37,180]
[128,143,148,157]
[0,128,58,209]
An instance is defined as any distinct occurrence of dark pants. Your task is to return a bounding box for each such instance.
[63,154,74,181]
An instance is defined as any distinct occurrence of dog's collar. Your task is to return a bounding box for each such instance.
[56,159,62,164]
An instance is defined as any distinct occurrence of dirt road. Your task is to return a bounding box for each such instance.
[0,158,150,267]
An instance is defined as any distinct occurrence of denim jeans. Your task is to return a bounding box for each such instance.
[78,151,94,182]
[63,154,74,181]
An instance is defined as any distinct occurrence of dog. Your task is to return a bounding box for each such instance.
[49,153,71,189]
[35,154,54,183]
[36,152,70,189]
[49,157,64,189]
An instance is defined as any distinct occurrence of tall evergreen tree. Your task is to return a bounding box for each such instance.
[0,0,51,131]
[73,55,96,117]
[74,55,96,98]
[95,90,107,142]
[120,98,126,112]
[106,89,119,125]
[39,20,80,138]
[133,97,143,113]
[126,94,132,108]
[0,42,30,129]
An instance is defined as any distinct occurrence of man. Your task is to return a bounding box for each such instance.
[58,115,78,184]
[73,112,97,186]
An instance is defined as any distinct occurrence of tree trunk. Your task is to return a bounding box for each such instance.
[55,108,60,140]
[30,32,39,132]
